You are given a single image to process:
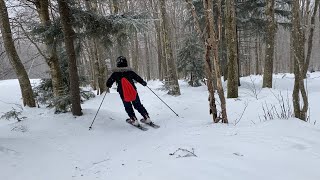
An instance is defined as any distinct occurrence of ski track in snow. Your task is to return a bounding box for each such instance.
[1,73,320,180]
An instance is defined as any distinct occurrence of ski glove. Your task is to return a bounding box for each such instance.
[141,81,147,86]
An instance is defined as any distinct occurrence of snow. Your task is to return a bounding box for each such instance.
[1,73,320,180]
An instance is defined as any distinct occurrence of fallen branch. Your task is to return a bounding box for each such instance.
[169,148,197,158]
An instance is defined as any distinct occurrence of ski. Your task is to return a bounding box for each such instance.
[126,119,148,131]
[140,119,160,129]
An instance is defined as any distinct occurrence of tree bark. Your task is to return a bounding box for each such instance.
[156,24,163,80]
[133,31,139,72]
[255,37,260,75]
[262,0,276,88]
[0,0,36,107]
[144,33,151,80]
[57,0,82,116]
[226,0,238,98]
[33,0,64,101]
[149,0,164,80]
[185,0,218,121]
[204,0,228,123]
[159,0,181,95]
[292,0,308,121]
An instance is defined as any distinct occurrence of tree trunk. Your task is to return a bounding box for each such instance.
[133,31,139,72]
[185,0,218,121]
[149,0,163,80]
[204,0,228,123]
[144,33,151,80]
[156,24,163,80]
[57,0,82,116]
[159,0,181,95]
[292,0,308,121]
[160,23,168,82]
[255,37,260,75]
[262,0,275,88]
[33,0,64,103]
[0,0,36,107]
[226,0,238,98]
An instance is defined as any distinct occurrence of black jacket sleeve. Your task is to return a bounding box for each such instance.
[132,71,146,85]
[106,73,116,88]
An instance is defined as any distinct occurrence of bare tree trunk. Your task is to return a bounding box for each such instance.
[144,33,151,80]
[159,0,181,95]
[262,0,275,88]
[204,0,228,123]
[185,0,218,121]
[57,0,82,116]
[160,23,168,82]
[84,39,97,90]
[33,0,64,105]
[156,25,163,80]
[97,44,107,94]
[0,0,36,107]
[226,0,238,98]
[303,0,320,77]
[149,0,163,80]
[292,0,308,121]
[133,31,139,72]
[255,36,260,75]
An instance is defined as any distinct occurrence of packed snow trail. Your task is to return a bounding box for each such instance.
[1,73,320,180]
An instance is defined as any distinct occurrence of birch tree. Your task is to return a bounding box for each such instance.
[0,0,36,107]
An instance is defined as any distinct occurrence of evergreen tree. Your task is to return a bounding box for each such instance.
[177,33,204,87]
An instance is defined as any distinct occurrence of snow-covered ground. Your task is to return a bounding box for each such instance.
[1,73,320,180]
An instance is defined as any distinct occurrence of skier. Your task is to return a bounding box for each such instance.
[106,56,152,126]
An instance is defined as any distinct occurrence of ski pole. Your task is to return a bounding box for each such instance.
[146,85,179,117]
[89,92,108,130]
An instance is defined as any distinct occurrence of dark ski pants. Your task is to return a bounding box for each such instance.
[122,94,149,119]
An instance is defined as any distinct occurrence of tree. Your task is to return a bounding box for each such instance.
[57,0,82,116]
[31,0,65,111]
[84,0,107,95]
[185,0,228,123]
[203,0,228,123]
[159,0,181,96]
[292,0,308,121]
[226,0,239,98]
[185,0,218,122]
[303,0,320,77]
[262,0,276,88]
[144,33,151,80]
[177,33,204,87]
[149,0,164,80]
[236,0,292,80]
[0,0,36,107]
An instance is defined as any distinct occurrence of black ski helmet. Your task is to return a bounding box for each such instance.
[116,56,128,67]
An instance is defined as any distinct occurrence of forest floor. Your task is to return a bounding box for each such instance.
[1,73,320,180]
